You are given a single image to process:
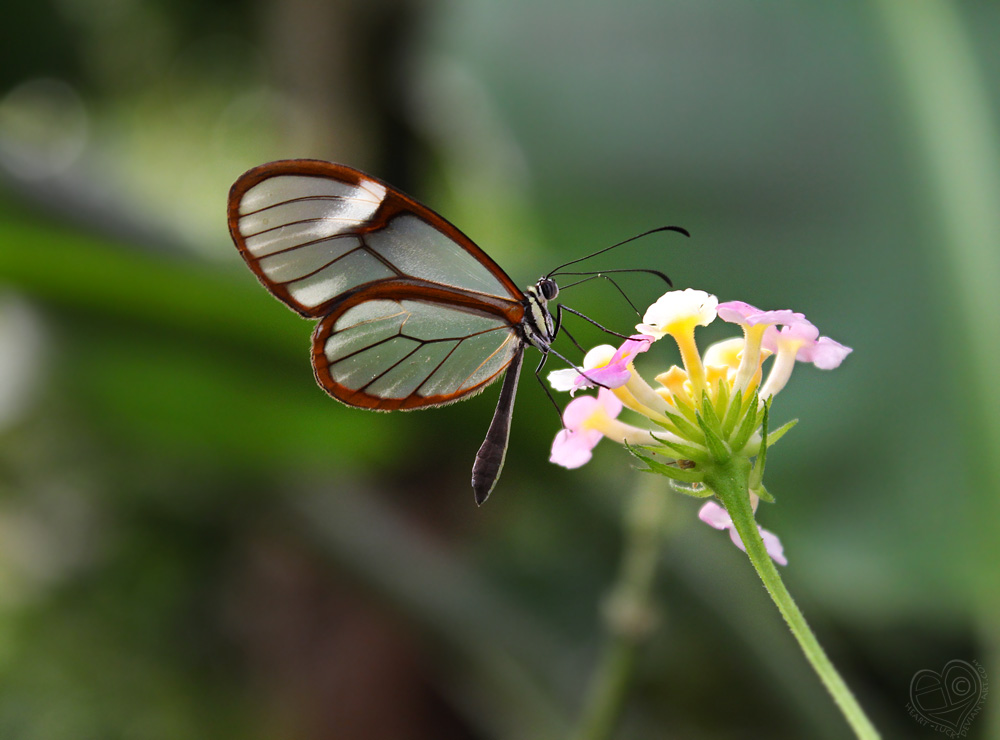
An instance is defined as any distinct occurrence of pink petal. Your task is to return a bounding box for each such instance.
[698,501,732,529]
[746,309,807,327]
[562,396,592,430]
[561,388,622,430]
[549,427,603,468]
[759,526,788,566]
[698,501,787,566]
[568,335,653,391]
[562,395,599,430]
[801,336,852,370]
[716,301,761,325]
[718,303,807,329]
[613,334,654,363]
[577,365,632,389]
[762,322,852,371]
[594,388,624,417]
[725,525,788,566]
[762,321,820,354]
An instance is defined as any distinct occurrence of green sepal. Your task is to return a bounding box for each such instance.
[752,483,775,503]
[699,390,725,438]
[722,388,744,439]
[748,399,770,490]
[766,419,798,447]
[650,416,684,439]
[647,435,711,465]
[712,379,730,424]
[657,408,703,444]
[696,408,731,464]
[730,392,762,452]
[626,443,705,484]
[671,397,699,425]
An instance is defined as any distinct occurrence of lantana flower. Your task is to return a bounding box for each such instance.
[549,290,851,565]
[548,288,879,736]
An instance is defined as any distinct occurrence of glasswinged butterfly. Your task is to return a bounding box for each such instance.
[227,159,683,504]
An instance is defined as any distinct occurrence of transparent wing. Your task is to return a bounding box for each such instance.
[228,160,523,317]
[311,283,524,410]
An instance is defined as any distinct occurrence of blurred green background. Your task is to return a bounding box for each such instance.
[1,1,998,738]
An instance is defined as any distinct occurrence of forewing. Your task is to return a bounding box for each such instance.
[312,284,524,410]
[228,160,523,317]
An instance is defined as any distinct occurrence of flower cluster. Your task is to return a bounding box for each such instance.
[548,289,851,564]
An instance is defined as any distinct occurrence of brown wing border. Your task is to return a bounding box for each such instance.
[227,159,524,318]
[310,280,525,411]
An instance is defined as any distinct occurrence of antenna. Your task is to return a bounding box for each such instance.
[555,267,674,288]
[546,225,689,278]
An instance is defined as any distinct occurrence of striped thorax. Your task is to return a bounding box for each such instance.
[522,277,558,351]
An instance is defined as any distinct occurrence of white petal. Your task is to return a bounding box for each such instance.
[641,289,718,330]
[548,368,585,392]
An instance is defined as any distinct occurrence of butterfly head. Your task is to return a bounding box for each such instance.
[535,277,559,302]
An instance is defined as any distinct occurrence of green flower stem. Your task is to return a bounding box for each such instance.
[572,475,672,740]
[705,458,880,740]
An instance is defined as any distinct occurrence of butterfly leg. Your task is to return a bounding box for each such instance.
[541,342,616,408]
[557,304,633,341]
[551,303,586,353]
[530,349,565,421]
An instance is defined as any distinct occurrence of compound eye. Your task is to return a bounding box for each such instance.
[539,278,559,301]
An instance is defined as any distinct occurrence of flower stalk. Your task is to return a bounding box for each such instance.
[705,458,879,740]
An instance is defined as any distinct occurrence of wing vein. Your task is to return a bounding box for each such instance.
[245,233,356,259]
[241,215,367,239]
[400,325,511,345]
[328,334,402,366]
[241,194,380,218]
[338,307,409,332]
[357,341,425,394]
[359,235,410,281]
[277,244,371,286]
[279,244,408,288]
[415,336,466,396]
[456,332,518,392]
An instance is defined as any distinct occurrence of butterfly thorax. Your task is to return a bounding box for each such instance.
[521,278,558,351]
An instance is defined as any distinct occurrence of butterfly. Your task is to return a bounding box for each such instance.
[227,159,684,504]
